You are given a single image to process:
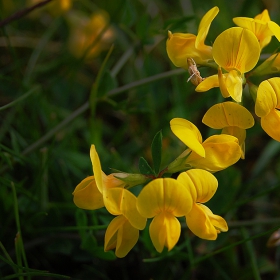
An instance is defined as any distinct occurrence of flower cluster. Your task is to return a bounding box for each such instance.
[167,6,280,142]
[73,6,280,258]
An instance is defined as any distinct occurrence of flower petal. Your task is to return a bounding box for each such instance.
[225,70,243,102]
[202,102,254,129]
[104,216,139,258]
[200,204,228,232]
[137,178,193,218]
[212,27,260,73]
[104,188,146,230]
[233,14,273,49]
[149,212,181,252]
[195,74,219,92]
[72,176,104,210]
[195,6,219,49]
[90,145,105,193]
[218,69,231,98]
[222,126,246,159]
[166,32,198,69]
[186,134,242,172]
[261,109,280,141]
[179,169,218,203]
[268,21,280,42]
[186,203,218,240]
[170,118,205,157]
[255,78,280,117]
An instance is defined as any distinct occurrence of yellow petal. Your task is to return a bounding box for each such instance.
[218,68,231,98]
[104,188,146,230]
[72,176,104,210]
[255,78,280,117]
[202,102,255,129]
[186,134,242,172]
[200,204,228,232]
[261,109,280,141]
[90,145,104,193]
[166,32,197,69]
[225,70,243,102]
[222,126,246,159]
[149,212,181,252]
[268,21,280,42]
[233,16,272,49]
[212,27,260,73]
[195,74,219,92]
[254,9,271,22]
[170,118,205,157]
[104,216,139,258]
[186,203,218,240]
[137,178,193,218]
[195,6,219,49]
[181,169,218,203]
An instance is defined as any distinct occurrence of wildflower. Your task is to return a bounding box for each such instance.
[196,27,260,102]
[202,102,255,158]
[66,10,115,59]
[177,170,228,240]
[73,145,147,257]
[233,9,280,47]
[233,9,274,49]
[168,118,242,173]
[166,6,219,68]
[137,178,193,253]
[255,78,280,141]
[104,215,140,258]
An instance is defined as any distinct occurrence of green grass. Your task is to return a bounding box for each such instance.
[1,0,280,279]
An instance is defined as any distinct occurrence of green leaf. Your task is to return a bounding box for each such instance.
[151,130,162,175]
[138,157,155,176]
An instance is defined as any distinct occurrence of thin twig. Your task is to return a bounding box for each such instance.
[0,0,53,28]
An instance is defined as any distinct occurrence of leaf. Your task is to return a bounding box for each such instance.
[138,157,155,176]
[151,130,162,175]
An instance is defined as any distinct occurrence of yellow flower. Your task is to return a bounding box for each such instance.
[137,178,193,253]
[73,145,125,211]
[233,9,274,49]
[233,9,280,46]
[177,170,228,240]
[166,6,219,68]
[196,27,260,102]
[255,78,280,141]
[104,215,140,258]
[73,145,146,257]
[66,10,115,59]
[169,118,242,172]
[202,102,255,158]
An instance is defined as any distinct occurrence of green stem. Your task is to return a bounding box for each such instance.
[0,85,40,112]
[241,227,261,280]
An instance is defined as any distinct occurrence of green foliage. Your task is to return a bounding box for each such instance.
[0,0,280,279]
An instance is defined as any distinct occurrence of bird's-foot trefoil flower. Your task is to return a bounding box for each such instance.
[166,6,219,68]
[233,9,280,47]
[202,102,255,158]
[196,27,260,102]
[136,177,194,253]
[168,118,242,173]
[73,145,147,257]
[177,170,228,240]
[255,77,280,141]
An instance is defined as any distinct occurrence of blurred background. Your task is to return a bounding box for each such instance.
[1,0,280,279]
